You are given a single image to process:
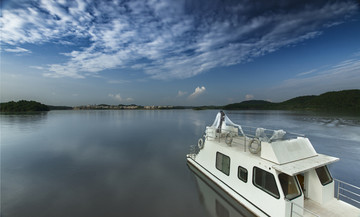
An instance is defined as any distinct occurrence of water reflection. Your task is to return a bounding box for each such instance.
[0,112,48,133]
[1,110,210,217]
[188,163,257,217]
[1,110,359,217]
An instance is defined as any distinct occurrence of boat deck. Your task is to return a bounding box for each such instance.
[304,198,360,217]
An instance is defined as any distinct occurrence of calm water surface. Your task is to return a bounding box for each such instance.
[1,110,359,216]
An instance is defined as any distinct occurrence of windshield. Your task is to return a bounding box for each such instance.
[315,166,333,186]
[279,173,302,200]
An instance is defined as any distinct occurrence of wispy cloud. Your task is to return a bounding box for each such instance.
[109,93,134,102]
[271,56,360,99]
[58,41,75,46]
[297,69,317,77]
[1,0,358,79]
[29,66,45,70]
[4,46,32,53]
[354,51,360,57]
[125,97,134,102]
[108,93,122,102]
[177,90,187,97]
[189,86,206,99]
[245,94,254,100]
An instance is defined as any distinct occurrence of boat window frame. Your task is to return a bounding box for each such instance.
[215,152,231,176]
[238,166,248,183]
[278,173,302,200]
[315,165,333,186]
[252,167,280,199]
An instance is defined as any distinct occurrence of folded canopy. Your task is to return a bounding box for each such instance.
[211,111,245,135]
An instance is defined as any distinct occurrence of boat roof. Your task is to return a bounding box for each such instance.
[208,111,340,176]
[272,154,339,176]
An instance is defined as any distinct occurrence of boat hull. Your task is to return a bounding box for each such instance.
[187,156,270,217]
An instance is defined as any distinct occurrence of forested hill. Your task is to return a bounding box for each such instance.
[223,100,274,110]
[0,100,50,112]
[223,89,360,112]
[1,89,359,112]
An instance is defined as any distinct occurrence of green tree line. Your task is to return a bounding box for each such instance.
[0,100,50,112]
[223,89,360,112]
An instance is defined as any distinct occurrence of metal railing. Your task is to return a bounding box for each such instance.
[204,127,248,151]
[334,179,360,208]
[203,124,306,154]
[241,125,306,141]
[206,125,305,142]
[288,201,320,217]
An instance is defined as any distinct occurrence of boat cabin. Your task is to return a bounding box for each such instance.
[187,112,359,217]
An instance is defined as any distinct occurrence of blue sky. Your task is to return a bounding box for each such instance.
[1,0,360,106]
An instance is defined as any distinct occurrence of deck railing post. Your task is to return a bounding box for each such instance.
[337,181,340,200]
[334,178,360,207]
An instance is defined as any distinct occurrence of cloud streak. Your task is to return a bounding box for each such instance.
[4,47,32,53]
[271,56,360,99]
[297,69,317,77]
[109,93,134,103]
[1,0,358,79]
[177,91,187,97]
[108,93,123,102]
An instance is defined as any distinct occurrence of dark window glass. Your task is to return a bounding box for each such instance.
[315,166,333,186]
[238,166,248,183]
[253,167,280,198]
[216,152,230,176]
[279,173,301,200]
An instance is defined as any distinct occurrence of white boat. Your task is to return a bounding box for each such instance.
[189,164,257,217]
[186,111,360,217]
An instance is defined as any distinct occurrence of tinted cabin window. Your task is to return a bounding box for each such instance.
[238,166,248,183]
[279,173,301,200]
[315,166,333,186]
[253,167,280,198]
[216,152,230,176]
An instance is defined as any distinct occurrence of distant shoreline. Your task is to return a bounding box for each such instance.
[1,89,359,113]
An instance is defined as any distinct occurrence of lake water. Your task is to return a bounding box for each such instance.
[1,110,359,216]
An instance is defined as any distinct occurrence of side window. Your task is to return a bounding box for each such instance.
[216,152,230,176]
[279,173,301,200]
[238,166,248,183]
[315,166,333,186]
[253,167,280,198]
